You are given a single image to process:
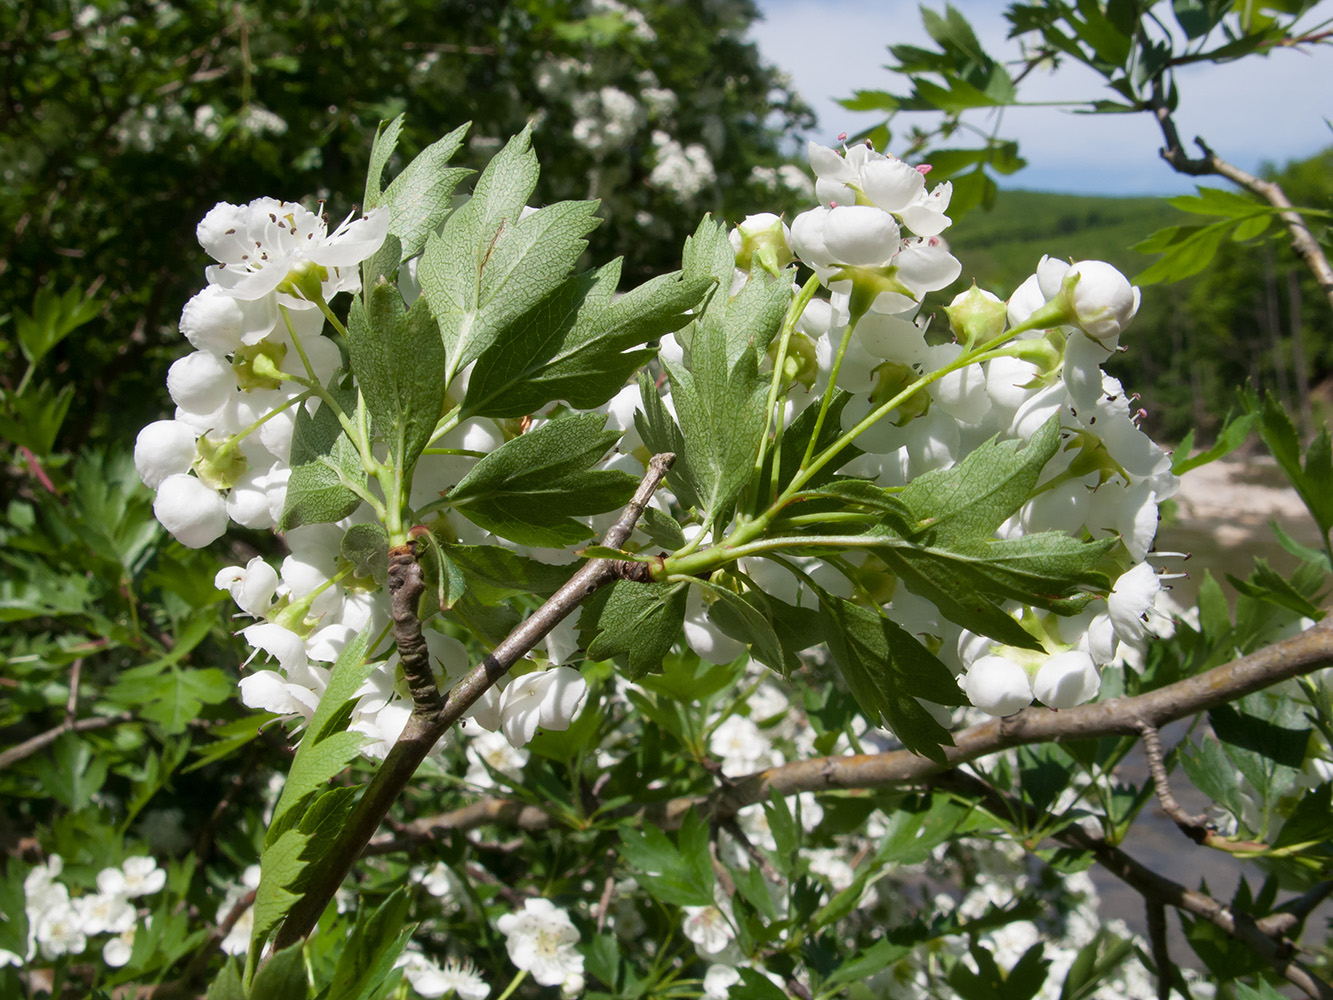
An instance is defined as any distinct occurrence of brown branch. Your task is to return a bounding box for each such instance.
[1138,720,1211,840]
[940,770,1333,1000]
[1256,881,1333,939]
[1145,898,1171,1000]
[0,712,135,771]
[268,453,676,953]
[387,545,440,716]
[368,619,1333,851]
[1149,78,1333,315]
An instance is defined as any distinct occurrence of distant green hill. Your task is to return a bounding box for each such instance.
[943,190,1183,296]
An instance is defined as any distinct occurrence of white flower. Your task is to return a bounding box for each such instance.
[115,856,168,898]
[681,902,735,955]
[704,964,741,999]
[465,729,529,788]
[709,714,773,778]
[35,899,86,959]
[198,197,389,307]
[134,419,197,489]
[498,666,589,748]
[152,473,228,548]
[419,862,465,905]
[75,892,136,935]
[401,952,491,1000]
[103,924,136,968]
[1031,650,1101,709]
[496,898,583,987]
[215,557,280,617]
[962,655,1033,717]
[1108,562,1173,648]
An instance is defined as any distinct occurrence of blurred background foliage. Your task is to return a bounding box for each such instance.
[1,0,814,456]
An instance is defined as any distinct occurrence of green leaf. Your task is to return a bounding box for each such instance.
[325,888,414,1000]
[900,416,1060,545]
[347,283,446,470]
[666,352,767,520]
[815,589,963,762]
[249,941,307,1000]
[1251,391,1333,538]
[341,523,389,586]
[700,582,792,673]
[446,413,637,546]
[0,381,75,455]
[380,122,471,260]
[14,283,101,369]
[580,580,688,680]
[617,809,714,906]
[462,218,723,418]
[440,544,573,604]
[205,959,246,1000]
[418,127,603,382]
[1172,409,1255,474]
[251,630,373,952]
[281,376,367,530]
[363,114,404,210]
[29,733,109,810]
[635,371,696,510]
[639,506,686,550]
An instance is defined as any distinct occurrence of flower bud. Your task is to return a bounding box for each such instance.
[180,286,245,357]
[944,285,1007,348]
[167,351,235,415]
[1032,650,1100,709]
[1063,261,1139,341]
[730,213,794,276]
[153,473,228,548]
[135,420,197,489]
[962,654,1033,716]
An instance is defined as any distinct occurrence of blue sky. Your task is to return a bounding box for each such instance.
[749,0,1333,196]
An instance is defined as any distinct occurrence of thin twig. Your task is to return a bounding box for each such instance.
[269,454,675,953]
[1256,881,1333,938]
[1149,78,1333,314]
[939,770,1333,1000]
[721,818,782,884]
[64,659,82,723]
[1145,898,1171,1000]
[1138,720,1211,840]
[0,713,135,771]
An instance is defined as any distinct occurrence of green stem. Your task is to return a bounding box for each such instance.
[494,969,527,1000]
[798,313,860,473]
[279,305,319,384]
[786,325,1022,500]
[311,292,350,340]
[753,274,822,512]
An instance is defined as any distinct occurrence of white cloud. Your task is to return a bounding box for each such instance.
[750,0,1333,195]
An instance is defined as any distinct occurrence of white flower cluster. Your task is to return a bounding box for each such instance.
[2,855,165,969]
[133,195,598,759]
[633,138,1178,718]
[647,131,717,200]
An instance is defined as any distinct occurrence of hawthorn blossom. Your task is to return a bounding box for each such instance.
[198,197,389,310]
[496,898,583,987]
